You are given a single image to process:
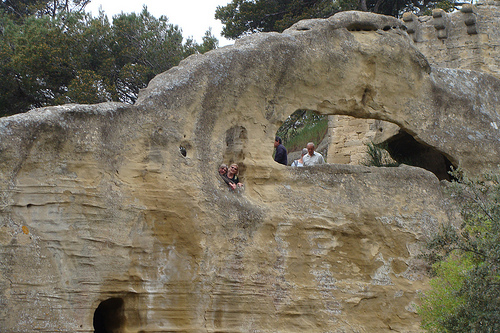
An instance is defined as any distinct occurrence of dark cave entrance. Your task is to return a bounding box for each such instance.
[93,297,125,333]
[384,130,456,181]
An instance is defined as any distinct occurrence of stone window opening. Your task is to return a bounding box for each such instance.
[274,109,329,166]
[381,130,456,181]
[179,140,192,159]
[179,146,187,157]
[274,110,456,180]
[222,125,247,177]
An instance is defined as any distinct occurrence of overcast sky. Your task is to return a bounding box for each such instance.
[85,0,233,46]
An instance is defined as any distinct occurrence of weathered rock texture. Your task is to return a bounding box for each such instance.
[327,116,389,165]
[410,1,500,78]
[328,1,500,170]
[1,10,500,333]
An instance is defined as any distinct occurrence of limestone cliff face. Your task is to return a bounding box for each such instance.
[0,11,499,333]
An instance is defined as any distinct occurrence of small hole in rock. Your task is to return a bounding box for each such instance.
[179,146,187,157]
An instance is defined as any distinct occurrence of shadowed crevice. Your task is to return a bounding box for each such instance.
[385,131,455,181]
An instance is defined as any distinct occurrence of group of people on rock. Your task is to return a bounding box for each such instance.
[218,163,243,190]
[274,136,325,167]
[218,137,325,190]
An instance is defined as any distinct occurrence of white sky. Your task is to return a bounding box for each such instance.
[85,0,233,47]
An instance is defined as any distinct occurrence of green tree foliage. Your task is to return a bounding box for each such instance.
[0,0,89,20]
[110,9,188,103]
[215,0,456,39]
[419,255,473,332]
[361,142,399,167]
[215,0,337,39]
[184,28,219,55]
[0,7,218,117]
[419,171,500,332]
[276,110,328,152]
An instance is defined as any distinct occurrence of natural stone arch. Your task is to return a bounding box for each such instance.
[136,11,500,181]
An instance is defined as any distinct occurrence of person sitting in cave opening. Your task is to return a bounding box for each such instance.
[218,163,233,187]
[291,148,308,167]
[224,163,244,190]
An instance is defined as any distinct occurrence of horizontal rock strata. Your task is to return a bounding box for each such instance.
[1,10,498,333]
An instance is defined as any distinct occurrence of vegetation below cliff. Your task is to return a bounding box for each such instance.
[419,171,500,332]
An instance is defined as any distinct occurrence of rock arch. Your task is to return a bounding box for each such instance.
[136,11,500,180]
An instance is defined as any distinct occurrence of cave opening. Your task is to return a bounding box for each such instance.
[93,297,125,333]
[384,130,456,181]
[274,111,456,180]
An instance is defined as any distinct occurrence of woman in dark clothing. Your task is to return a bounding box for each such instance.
[225,163,243,190]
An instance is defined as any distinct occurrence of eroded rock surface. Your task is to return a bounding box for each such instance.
[0,10,498,332]
[330,2,500,172]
